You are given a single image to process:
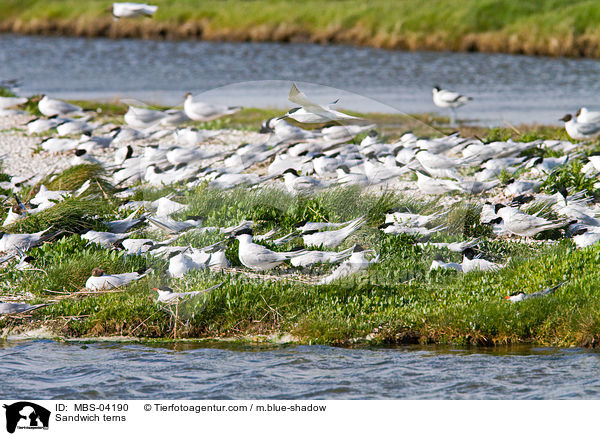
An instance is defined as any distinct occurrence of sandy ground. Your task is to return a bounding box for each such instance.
[0,111,267,182]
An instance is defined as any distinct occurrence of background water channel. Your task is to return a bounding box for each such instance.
[1,34,600,125]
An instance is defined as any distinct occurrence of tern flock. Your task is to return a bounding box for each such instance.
[1,75,600,312]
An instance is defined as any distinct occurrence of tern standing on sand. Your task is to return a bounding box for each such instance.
[183,93,241,122]
[38,95,82,117]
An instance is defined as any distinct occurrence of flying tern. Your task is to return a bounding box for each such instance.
[279,83,361,124]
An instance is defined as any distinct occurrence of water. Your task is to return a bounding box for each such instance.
[2,340,600,399]
[2,34,600,124]
[2,35,599,400]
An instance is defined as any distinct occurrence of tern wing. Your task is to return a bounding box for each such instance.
[578,122,600,136]
[288,83,324,112]
[247,243,288,262]
[438,90,464,103]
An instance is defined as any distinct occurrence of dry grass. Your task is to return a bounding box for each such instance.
[3,1,600,57]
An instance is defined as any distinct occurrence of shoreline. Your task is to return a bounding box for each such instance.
[2,18,600,59]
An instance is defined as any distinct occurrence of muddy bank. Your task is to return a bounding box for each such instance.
[3,17,600,58]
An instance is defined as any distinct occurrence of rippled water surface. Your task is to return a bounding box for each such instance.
[2,340,600,399]
[2,34,600,124]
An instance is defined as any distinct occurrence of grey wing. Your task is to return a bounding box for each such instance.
[579,122,600,135]
[57,100,81,113]
[248,244,287,262]
[509,212,549,230]
[295,177,322,190]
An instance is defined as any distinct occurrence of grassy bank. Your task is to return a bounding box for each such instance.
[0,95,597,347]
[0,171,598,348]
[2,0,600,57]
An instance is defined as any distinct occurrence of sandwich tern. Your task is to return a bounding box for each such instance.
[85,267,152,290]
[505,281,567,303]
[279,83,361,124]
[184,93,241,122]
[235,229,305,271]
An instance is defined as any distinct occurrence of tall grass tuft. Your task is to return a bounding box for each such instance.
[43,163,115,194]
[4,198,112,234]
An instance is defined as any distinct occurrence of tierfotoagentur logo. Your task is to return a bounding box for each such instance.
[3,402,50,434]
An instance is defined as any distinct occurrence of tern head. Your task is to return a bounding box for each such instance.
[525,156,543,168]
[123,145,134,160]
[167,250,185,259]
[510,194,534,206]
[259,118,276,133]
[282,168,300,177]
[560,114,572,122]
[576,108,583,117]
[494,203,507,214]
[294,219,308,228]
[353,244,365,253]
[0,232,5,239]
[337,165,351,174]
[278,107,300,121]
[184,92,192,100]
[91,267,105,277]
[233,228,253,237]
[364,151,376,159]
[74,149,87,157]
[462,247,476,260]
[558,186,569,200]
[377,222,393,230]
[432,85,441,93]
[153,286,173,294]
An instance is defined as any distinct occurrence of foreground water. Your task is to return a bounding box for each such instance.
[2,340,600,399]
[2,34,600,125]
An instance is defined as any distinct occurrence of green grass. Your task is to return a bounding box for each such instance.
[2,1,600,56]
[542,159,600,197]
[0,86,16,97]
[42,163,114,193]
[3,197,112,234]
[2,181,599,347]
